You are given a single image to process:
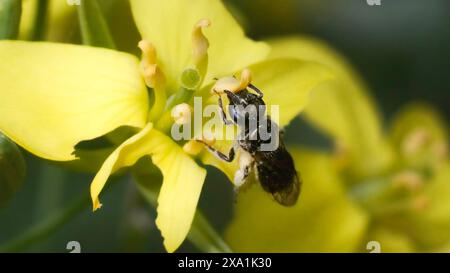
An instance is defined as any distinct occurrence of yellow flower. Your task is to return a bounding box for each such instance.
[0,0,332,252]
[226,37,449,252]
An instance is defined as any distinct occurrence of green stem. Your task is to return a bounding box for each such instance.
[77,0,116,49]
[0,0,22,40]
[0,193,90,252]
[133,164,232,253]
[154,68,200,132]
[0,133,26,207]
[33,164,66,221]
[165,88,195,112]
[30,0,48,41]
[188,212,232,253]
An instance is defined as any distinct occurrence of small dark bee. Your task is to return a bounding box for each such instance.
[199,82,301,206]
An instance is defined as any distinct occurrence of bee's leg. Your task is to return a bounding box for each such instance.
[197,140,236,162]
[215,91,234,125]
[248,83,264,98]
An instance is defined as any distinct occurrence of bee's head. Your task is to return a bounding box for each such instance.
[212,69,266,127]
[225,89,266,126]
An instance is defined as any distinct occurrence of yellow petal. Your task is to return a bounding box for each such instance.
[246,58,333,127]
[268,37,393,177]
[225,149,369,252]
[90,123,206,252]
[154,140,207,253]
[0,41,148,161]
[129,0,270,90]
[90,124,153,210]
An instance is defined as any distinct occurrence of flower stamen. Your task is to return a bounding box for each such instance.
[171,103,192,125]
[138,40,166,89]
[192,19,211,79]
[138,40,167,120]
[212,68,252,94]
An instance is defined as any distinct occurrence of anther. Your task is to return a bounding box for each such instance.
[138,40,166,89]
[212,68,253,94]
[192,19,211,77]
[171,103,192,125]
[138,40,157,66]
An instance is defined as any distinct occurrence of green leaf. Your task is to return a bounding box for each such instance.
[0,0,22,40]
[77,0,116,49]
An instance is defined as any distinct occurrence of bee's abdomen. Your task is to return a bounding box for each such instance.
[255,149,301,206]
[256,161,296,193]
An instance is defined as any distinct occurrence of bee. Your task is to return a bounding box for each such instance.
[198,81,301,206]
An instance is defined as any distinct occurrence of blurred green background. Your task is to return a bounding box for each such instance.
[0,0,448,252]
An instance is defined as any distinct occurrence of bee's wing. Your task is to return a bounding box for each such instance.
[272,173,301,206]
